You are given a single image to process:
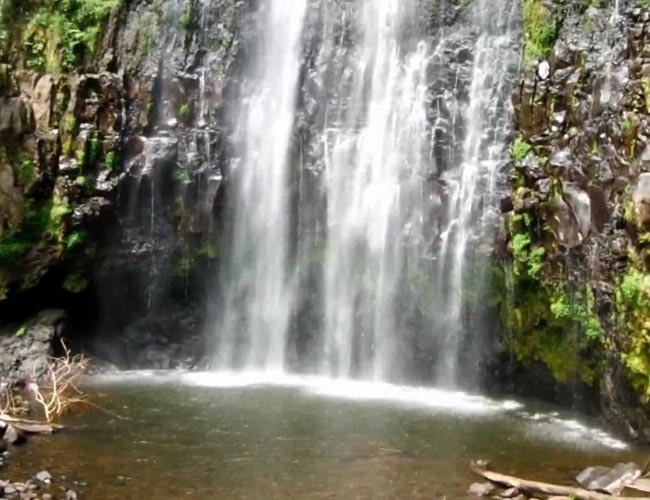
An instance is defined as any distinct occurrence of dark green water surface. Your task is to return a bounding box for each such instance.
[7,372,648,499]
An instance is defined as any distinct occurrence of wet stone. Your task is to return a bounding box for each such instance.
[468,482,495,496]
[500,487,520,497]
[35,472,51,485]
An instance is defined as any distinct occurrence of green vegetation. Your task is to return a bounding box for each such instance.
[501,208,601,384]
[512,136,532,162]
[197,242,219,259]
[503,282,599,384]
[179,9,192,31]
[105,150,118,171]
[174,164,190,183]
[449,0,474,6]
[3,0,122,74]
[179,103,191,122]
[65,230,85,250]
[550,288,601,341]
[522,0,557,65]
[0,236,32,266]
[62,271,88,293]
[617,270,650,397]
[621,116,633,132]
[88,135,103,165]
[509,213,545,281]
[17,154,36,185]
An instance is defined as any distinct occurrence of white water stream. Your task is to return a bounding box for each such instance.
[217,0,307,371]
[215,0,520,388]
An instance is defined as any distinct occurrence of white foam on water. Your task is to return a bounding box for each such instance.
[88,370,629,450]
[518,411,629,450]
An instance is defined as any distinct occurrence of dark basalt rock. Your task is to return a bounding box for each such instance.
[0,309,67,386]
[500,0,650,442]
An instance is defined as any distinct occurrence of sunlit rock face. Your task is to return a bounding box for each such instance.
[501,1,650,441]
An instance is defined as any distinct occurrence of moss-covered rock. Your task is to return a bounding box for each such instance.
[501,0,650,440]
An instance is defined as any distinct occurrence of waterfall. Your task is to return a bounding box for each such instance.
[216,0,307,371]
[435,0,519,386]
[319,0,431,380]
[212,0,521,387]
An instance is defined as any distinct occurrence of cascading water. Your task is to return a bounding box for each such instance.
[213,0,521,387]
[435,0,519,385]
[319,0,431,380]
[216,0,307,371]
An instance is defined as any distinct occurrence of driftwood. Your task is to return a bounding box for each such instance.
[626,479,650,494]
[470,461,650,500]
[0,413,65,432]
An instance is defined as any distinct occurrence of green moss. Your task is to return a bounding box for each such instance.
[550,288,601,341]
[502,282,597,384]
[501,206,600,384]
[179,11,191,31]
[88,135,103,166]
[508,213,546,281]
[179,103,191,122]
[616,269,650,397]
[62,271,88,293]
[624,200,636,225]
[105,150,117,171]
[0,237,32,266]
[47,195,71,245]
[0,199,54,266]
[621,116,633,132]
[197,242,219,259]
[174,164,190,183]
[17,154,36,185]
[512,136,532,162]
[65,230,85,250]
[522,0,557,65]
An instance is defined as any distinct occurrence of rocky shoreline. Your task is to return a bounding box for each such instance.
[0,463,81,500]
[469,460,650,500]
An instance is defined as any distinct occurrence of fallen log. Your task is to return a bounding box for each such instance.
[10,422,59,434]
[0,413,64,430]
[470,462,650,500]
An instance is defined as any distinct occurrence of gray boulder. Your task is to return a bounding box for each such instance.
[576,463,642,495]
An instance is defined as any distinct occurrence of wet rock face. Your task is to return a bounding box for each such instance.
[632,173,650,227]
[0,0,243,365]
[0,309,67,386]
[500,0,650,441]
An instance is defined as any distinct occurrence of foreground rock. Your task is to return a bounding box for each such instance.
[470,460,650,500]
[0,310,67,387]
[576,463,642,495]
[0,470,79,500]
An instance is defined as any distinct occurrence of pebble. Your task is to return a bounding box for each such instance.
[35,471,51,485]
[468,482,495,497]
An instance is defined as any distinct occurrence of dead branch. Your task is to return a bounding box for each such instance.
[470,462,650,500]
[29,340,91,423]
